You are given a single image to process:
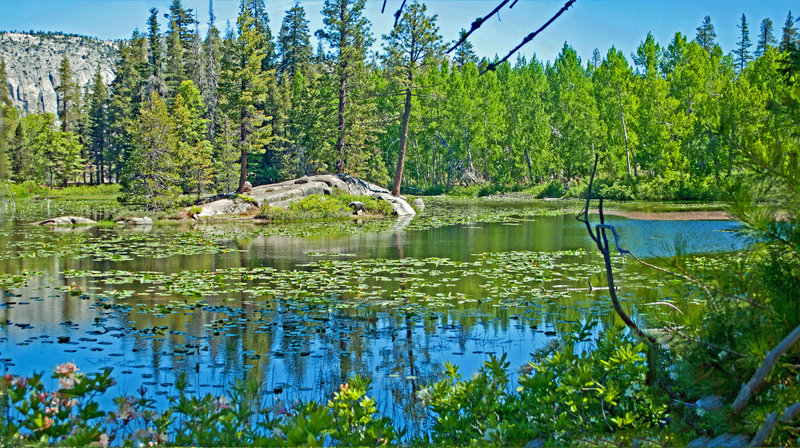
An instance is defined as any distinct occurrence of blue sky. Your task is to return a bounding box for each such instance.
[2,0,797,64]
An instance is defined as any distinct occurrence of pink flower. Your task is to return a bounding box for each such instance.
[91,433,110,448]
[54,362,79,376]
[58,376,76,390]
[211,396,231,410]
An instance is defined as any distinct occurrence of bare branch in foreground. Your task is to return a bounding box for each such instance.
[733,324,800,414]
[483,0,576,74]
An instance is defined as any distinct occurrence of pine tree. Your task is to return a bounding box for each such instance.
[57,56,81,133]
[453,30,477,68]
[165,0,197,97]
[173,80,212,197]
[591,48,602,70]
[780,11,798,52]
[546,43,602,178]
[278,2,313,81]
[382,1,443,195]
[220,2,273,193]
[735,14,753,72]
[250,0,276,69]
[756,18,777,57]
[0,57,16,180]
[695,15,717,53]
[146,8,167,97]
[316,0,376,175]
[108,32,147,182]
[88,67,108,183]
[203,23,223,143]
[123,92,180,209]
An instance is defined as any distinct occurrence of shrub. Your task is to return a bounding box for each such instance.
[599,182,635,201]
[256,193,393,222]
[422,324,669,446]
[235,194,257,205]
[537,180,564,198]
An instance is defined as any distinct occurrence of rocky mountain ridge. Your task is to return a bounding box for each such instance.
[0,32,117,116]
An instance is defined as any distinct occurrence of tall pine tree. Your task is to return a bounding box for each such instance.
[220,1,273,193]
[88,67,108,183]
[757,18,777,57]
[278,2,313,81]
[453,29,478,68]
[735,14,752,72]
[381,1,443,195]
[56,56,81,133]
[695,15,717,53]
[0,58,15,180]
[316,0,376,175]
[146,8,167,97]
[780,11,798,52]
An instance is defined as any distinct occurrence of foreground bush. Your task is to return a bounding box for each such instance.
[0,327,686,447]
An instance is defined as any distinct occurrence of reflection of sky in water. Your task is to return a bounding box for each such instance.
[0,214,747,433]
[599,217,746,259]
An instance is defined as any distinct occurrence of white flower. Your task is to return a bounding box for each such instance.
[624,388,634,398]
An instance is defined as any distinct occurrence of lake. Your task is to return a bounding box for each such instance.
[0,198,747,433]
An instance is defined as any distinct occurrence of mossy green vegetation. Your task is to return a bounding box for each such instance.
[256,193,393,222]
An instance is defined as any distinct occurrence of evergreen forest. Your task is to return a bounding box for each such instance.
[1,1,798,208]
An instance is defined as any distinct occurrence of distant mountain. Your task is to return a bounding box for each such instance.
[0,32,117,116]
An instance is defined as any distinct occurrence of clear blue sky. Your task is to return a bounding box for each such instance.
[2,0,797,65]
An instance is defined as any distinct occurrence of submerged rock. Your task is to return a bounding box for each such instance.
[117,217,153,226]
[412,198,425,212]
[33,216,97,226]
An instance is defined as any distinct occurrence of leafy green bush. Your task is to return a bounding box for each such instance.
[235,194,257,205]
[599,182,635,201]
[4,180,51,197]
[2,363,115,446]
[334,192,393,216]
[422,324,669,446]
[421,184,446,196]
[537,180,564,198]
[1,364,398,446]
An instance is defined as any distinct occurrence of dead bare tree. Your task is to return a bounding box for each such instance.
[577,153,655,346]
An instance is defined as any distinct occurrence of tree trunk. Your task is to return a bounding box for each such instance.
[392,87,413,196]
[336,65,347,174]
[618,90,633,178]
[236,106,247,194]
[524,147,534,184]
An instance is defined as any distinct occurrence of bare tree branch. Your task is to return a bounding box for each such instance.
[733,324,800,414]
[750,412,778,447]
[393,0,408,29]
[483,0,576,74]
[577,153,656,346]
[447,0,512,54]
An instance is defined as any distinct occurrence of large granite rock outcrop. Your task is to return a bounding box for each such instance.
[196,174,416,218]
[0,33,116,116]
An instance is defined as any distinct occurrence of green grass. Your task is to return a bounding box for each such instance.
[3,180,122,200]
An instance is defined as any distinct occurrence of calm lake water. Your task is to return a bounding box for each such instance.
[0,199,746,432]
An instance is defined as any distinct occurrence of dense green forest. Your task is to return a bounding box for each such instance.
[0,0,799,208]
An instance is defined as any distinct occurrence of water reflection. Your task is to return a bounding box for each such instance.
[0,210,746,432]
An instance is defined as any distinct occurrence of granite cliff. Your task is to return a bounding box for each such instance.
[0,32,117,116]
